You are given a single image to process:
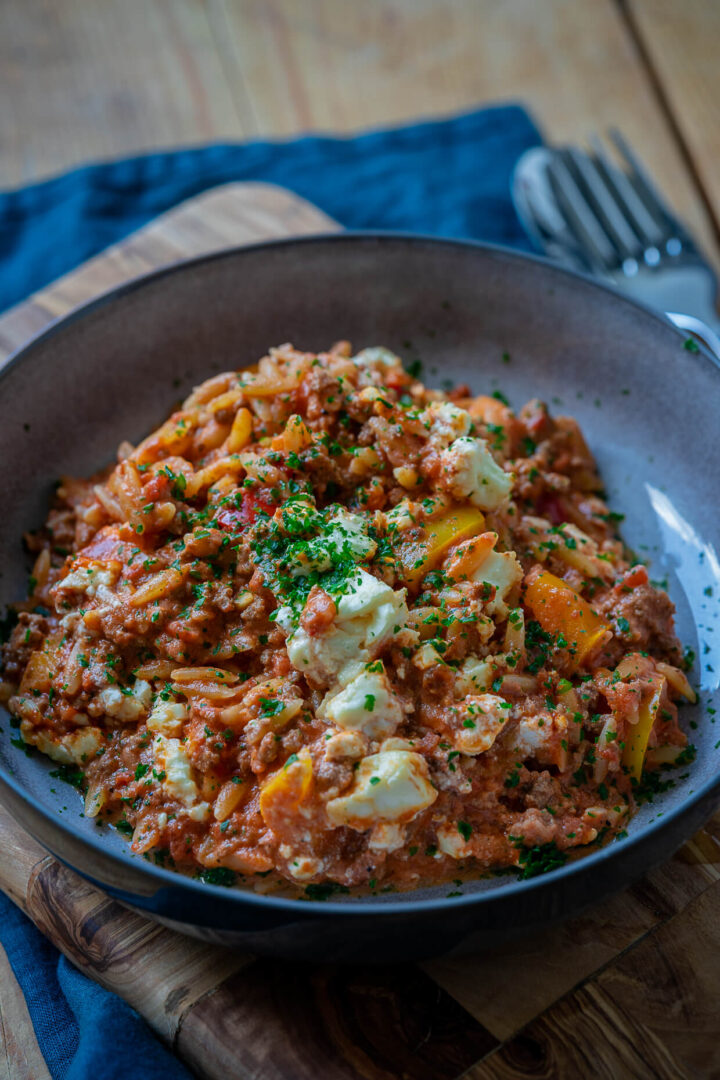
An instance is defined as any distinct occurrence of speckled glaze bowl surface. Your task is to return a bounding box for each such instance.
[1,235,718,962]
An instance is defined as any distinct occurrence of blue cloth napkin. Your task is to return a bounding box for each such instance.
[0,104,540,313]
[0,102,540,1079]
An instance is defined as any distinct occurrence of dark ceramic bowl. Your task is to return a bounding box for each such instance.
[1,235,719,963]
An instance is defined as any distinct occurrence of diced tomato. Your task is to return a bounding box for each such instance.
[383,369,408,391]
[80,526,129,563]
[614,564,649,592]
[215,491,278,530]
[537,492,566,525]
[142,473,171,502]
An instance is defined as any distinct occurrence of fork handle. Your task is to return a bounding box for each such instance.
[666,312,720,363]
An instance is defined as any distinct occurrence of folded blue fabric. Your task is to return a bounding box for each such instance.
[0,102,540,1079]
[0,895,194,1079]
[0,104,540,313]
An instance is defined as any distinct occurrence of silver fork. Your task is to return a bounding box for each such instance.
[512,131,720,358]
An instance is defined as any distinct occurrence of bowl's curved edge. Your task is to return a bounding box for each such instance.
[1,230,719,930]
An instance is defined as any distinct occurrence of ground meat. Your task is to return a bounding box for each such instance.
[599,583,682,663]
[511,807,559,847]
[518,399,556,442]
[524,770,561,810]
[1,613,48,682]
[313,758,353,798]
[254,731,281,767]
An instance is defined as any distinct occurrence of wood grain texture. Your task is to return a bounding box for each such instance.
[1,183,720,1080]
[1,1,718,269]
[465,880,720,1080]
[217,0,717,266]
[178,961,499,1080]
[0,0,247,186]
[0,944,52,1080]
[0,182,338,363]
[0,802,250,1046]
[423,844,718,1041]
[628,0,720,247]
[27,860,252,1044]
[0,804,52,910]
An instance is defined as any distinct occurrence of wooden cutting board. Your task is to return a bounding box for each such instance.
[1,182,719,1080]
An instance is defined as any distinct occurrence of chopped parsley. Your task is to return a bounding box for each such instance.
[513,840,567,879]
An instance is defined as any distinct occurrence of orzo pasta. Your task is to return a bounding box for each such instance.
[2,342,696,894]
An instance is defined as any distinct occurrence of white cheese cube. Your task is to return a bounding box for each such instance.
[326,750,436,828]
[286,569,408,685]
[472,549,522,618]
[437,823,472,859]
[97,679,152,722]
[56,562,119,599]
[34,727,102,766]
[324,730,368,761]
[147,699,188,736]
[320,664,403,739]
[153,734,208,820]
[454,693,509,755]
[352,348,402,388]
[283,507,376,577]
[439,436,513,510]
[420,401,472,447]
[510,711,568,761]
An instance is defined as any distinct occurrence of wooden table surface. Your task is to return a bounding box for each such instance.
[1,180,720,1080]
[2,0,720,271]
[2,4,720,1078]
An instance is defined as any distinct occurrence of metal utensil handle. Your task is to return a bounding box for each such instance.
[666,312,720,363]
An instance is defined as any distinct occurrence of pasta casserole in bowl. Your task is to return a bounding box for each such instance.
[0,235,717,960]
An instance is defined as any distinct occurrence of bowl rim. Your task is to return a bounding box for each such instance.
[1,229,717,916]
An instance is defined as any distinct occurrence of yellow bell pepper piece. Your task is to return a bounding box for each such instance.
[396,505,485,586]
[623,676,666,780]
[227,407,253,454]
[523,569,610,671]
[259,750,313,828]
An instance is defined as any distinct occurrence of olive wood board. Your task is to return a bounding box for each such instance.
[0,182,719,1080]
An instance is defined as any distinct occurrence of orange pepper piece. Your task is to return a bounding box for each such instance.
[396,505,485,587]
[524,569,611,671]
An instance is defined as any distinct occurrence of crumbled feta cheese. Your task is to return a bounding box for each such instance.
[154,734,209,819]
[97,679,152,722]
[368,823,405,852]
[324,730,368,761]
[352,348,402,387]
[455,656,495,694]
[378,736,416,753]
[286,569,408,684]
[472,549,522,618]
[413,642,445,671]
[437,824,472,859]
[420,401,472,447]
[326,750,436,828]
[56,562,119,599]
[147,699,188,736]
[319,664,403,739]
[33,727,102,766]
[286,854,325,881]
[439,436,513,510]
[454,694,509,755]
[510,711,568,760]
[385,498,419,533]
[283,507,376,577]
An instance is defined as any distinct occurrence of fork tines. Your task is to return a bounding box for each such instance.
[546,132,691,275]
